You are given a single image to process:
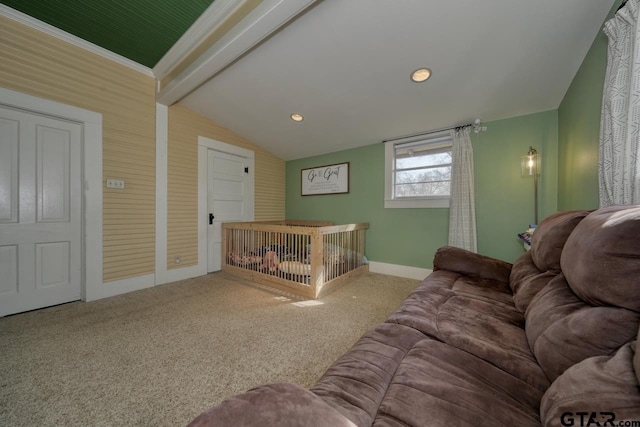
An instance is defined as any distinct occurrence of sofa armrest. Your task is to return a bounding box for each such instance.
[433,246,512,284]
[188,383,356,427]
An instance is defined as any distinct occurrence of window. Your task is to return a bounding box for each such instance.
[384,132,452,208]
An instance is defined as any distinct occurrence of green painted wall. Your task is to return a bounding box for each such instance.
[475,111,558,263]
[557,0,621,210]
[286,110,558,267]
[286,144,450,269]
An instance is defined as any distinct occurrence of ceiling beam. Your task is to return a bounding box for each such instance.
[153,0,253,81]
[155,0,319,106]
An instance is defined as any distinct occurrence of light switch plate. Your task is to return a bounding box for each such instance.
[106,178,125,189]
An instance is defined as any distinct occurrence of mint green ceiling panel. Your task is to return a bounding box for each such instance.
[1,0,215,68]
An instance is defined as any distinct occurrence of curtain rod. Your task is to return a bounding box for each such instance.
[381,123,472,144]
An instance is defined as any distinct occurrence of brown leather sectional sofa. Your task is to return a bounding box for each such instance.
[189,205,640,426]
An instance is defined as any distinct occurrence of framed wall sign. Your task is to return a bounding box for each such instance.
[301,162,350,196]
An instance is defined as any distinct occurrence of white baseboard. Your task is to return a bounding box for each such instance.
[100,274,156,299]
[159,265,207,285]
[368,261,432,281]
[92,265,206,301]
[94,263,425,301]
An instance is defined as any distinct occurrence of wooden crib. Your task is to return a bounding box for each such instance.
[222,220,369,299]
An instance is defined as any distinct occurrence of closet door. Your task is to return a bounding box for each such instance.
[207,149,250,272]
[0,106,82,316]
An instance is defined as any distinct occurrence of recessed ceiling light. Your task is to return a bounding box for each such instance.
[290,113,304,122]
[411,68,431,83]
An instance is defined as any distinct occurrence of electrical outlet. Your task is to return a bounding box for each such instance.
[106,178,125,189]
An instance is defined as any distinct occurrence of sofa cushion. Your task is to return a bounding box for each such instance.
[387,270,550,393]
[526,205,640,382]
[636,327,640,385]
[529,210,590,273]
[561,205,640,312]
[310,322,427,426]
[387,270,514,338]
[540,340,640,427]
[509,252,559,314]
[508,210,589,314]
[435,294,550,393]
[526,274,640,382]
[373,338,542,427]
[188,383,356,427]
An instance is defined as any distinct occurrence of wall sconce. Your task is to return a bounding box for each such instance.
[521,146,541,224]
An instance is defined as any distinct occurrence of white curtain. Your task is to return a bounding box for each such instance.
[448,126,477,252]
[600,0,640,206]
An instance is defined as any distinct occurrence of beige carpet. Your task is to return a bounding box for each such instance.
[0,271,419,426]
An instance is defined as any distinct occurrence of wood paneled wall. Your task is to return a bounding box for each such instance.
[167,104,285,270]
[0,16,156,283]
[0,16,285,280]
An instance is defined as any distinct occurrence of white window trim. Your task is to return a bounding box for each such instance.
[384,132,451,209]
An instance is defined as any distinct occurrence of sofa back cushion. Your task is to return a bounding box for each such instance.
[540,337,640,426]
[525,205,640,382]
[636,326,640,386]
[509,253,561,314]
[526,274,639,381]
[562,205,640,311]
[509,210,589,313]
[530,210,590,272]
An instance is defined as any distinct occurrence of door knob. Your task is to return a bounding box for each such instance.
[209,213,215,224]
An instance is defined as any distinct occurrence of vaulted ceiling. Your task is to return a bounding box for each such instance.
[0,0,617,160]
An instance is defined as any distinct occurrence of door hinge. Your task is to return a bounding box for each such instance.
[244,167,249,173]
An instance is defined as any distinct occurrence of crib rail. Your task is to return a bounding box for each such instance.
[222,221,369,299]
[253,220,334,227]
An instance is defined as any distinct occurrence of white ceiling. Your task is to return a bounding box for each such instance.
[180,0,615,161]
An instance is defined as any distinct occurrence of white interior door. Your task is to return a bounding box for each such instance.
[0,106,82,317]
[207,149,250,272]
